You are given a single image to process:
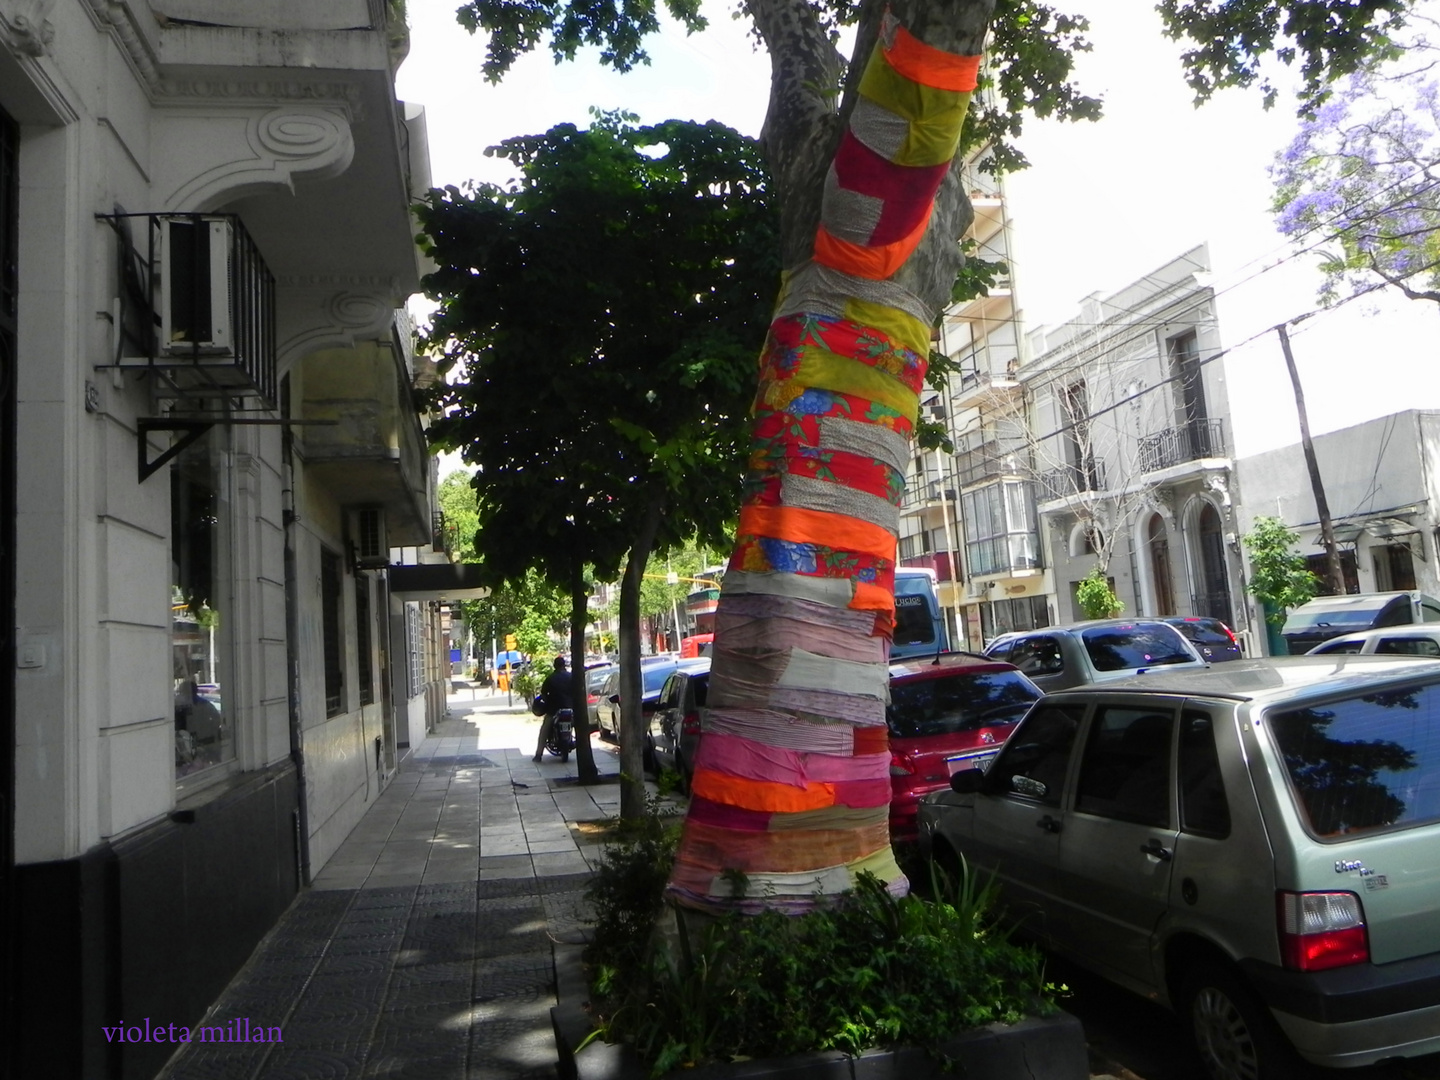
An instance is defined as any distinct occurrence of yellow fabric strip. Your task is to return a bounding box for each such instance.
[857,52,971,167]
[842,297,932,360]
[768,347,920,423]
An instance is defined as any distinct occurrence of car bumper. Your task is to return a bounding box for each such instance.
[1241,953,1440,1067]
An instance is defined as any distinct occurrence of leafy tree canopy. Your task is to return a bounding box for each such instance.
[1244,515,1320,623]
[418,112,779,593]
[1271,42,1440,304]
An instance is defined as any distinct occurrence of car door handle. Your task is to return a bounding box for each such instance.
[1140,839,1172,862]
[1036,815,1062,834]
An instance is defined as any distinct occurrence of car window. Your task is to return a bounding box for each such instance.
[887,670,1042,738]
[1423,602,1440,623]
[691,675,709,709]
[1081,625,1195,671]
[1170,621,1233,648]
[1375,636,1440,657]
[587,667,614,692]
[982,703,1083,806]
[658,674,681,708]
[643,664,677,694]
[1008,636,1064,677]
[986,639,1013,661]
[1074,707,1174,827]
[1179,710,1230,837]
[1268,679,1440,838]
[601,673,618,696]
[1311,639,1364,655]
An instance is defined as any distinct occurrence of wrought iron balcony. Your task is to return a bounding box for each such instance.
[1138,419,1227,473]
[1036,459,1106,502]
[954,440,1031,488]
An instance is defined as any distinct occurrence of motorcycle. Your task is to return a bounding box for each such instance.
[545,708,576,762]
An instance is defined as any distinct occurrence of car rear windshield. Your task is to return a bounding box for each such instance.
[643,665,677,693]
[1267,678,1440,839]
[1285,602,1397,633]
[1081,625,1195,672]
[1171,621,1233,648]
[887,670,1041,739]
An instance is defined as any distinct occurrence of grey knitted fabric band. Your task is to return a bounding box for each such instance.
[780,472,900,532]
[819,415,911,474]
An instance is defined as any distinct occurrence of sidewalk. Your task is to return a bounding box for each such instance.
[157,684,637,1080]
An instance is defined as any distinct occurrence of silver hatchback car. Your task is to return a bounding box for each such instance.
[918,655,1440,1078]
[983,619,1208,693]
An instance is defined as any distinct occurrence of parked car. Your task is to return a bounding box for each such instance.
[1280,590,1440,654]
[885,653,1043,841]
[648,658,711,788]
[1307,624,1440,657]
[594,656,707,741]
[918,655,1440,1079]
[983,619,1207,692]
[584,663,618,729]
[1160,615,1244,663]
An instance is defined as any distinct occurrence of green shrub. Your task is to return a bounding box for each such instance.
[584,816,1056,1077]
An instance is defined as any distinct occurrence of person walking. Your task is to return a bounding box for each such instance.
[533,655,574,761]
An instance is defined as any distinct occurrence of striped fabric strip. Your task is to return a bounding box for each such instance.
[713,604,888,663]
[703,708,856,753]
[764,803,890,832]
[714,591,882,635]
[677,820,892,874]
[696,733,889,785]
[738,505,894,561]
[775,262,933,327]
[779,472,900,533]
[765,686,887,726]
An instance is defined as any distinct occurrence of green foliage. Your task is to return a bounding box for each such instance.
[418,114,778,596]
[1244,516,1320,624]
[584,800,685,979]
[1158,0,1407,113]
[1075,568,1122,620]
[587,851,1053,1076]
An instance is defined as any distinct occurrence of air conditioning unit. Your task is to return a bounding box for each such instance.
[352,508,389,570]
[158,215,233,355]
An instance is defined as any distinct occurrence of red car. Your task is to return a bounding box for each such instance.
[886,653,1042,842]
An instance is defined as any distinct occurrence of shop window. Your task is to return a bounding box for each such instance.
[172,431,232,780]
[321,548,344,715]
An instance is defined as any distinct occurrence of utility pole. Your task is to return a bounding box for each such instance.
[1275,323,1346,595]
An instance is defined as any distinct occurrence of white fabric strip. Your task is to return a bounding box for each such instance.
[777,648,891,701]
[720,569,854,607]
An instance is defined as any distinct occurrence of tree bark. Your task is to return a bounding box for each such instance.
[1276,324,1346,595]
[617,493,666,819]
[665,0,996,914]
[569,560,599,782]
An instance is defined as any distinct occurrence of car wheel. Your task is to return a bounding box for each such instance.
[1179,961,1300,1080]
[929,840,965,900]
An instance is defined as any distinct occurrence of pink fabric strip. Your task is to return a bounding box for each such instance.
[704,709,855,753]
[697,733,891,785]
[718,592,881,635]
[714,610,887,663]
[832,778,893,808]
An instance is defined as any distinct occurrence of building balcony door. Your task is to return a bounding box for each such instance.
[1147,513,1176,616]
[1192,503,1232,625]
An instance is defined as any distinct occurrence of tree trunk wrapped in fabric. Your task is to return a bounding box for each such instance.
[665,1,991,913]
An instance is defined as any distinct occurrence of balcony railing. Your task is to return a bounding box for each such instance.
[1138,419,1227,473]
[1036,459,1106,501]
[954,440,1031,488]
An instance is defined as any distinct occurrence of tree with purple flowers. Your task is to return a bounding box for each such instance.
[1272,54,1440,304]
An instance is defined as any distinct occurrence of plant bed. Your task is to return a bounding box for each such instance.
[559,809,1085,1079]
[552,942,1086,1080]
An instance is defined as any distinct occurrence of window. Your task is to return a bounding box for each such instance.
[1075,707,1174,827]
[983,703,1083,806]
[1169,330,1208,430]
[979,595,1050,642]
[1269,680,1440,838]
[356,575,374,706]
[1081,624,1196,672]
[1375,636,1440,657]
[1008,635,1064,677]
[172,429,232,780]
[961,480,1039,576]
[406,603,423,697]
[321,548,344,715]
[1179,710,1230,837]
[1148,514,1176,616]
[886,670,1041,739]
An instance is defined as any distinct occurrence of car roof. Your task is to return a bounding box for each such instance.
[889,651,1024,683]
[1043,654,1440,706]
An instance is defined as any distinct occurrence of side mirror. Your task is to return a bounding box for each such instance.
[949,769,985,794]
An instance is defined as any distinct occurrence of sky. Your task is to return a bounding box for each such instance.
[395,0,1440,462]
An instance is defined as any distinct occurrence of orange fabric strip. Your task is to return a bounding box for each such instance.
[691,768,836,813]
[813,207,933,281]
[852,726,889,756]
[851,581,896,613]
[739,504,895,562]
[883,26,981,93]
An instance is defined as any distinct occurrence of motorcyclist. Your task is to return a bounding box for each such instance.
[532,655,574,762]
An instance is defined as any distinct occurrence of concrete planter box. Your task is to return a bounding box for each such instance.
[550,943,1088,1080]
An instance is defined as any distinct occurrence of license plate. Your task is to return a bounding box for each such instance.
[946,747,1000,775]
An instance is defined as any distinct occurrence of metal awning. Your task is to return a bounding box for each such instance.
[387,563,491,601]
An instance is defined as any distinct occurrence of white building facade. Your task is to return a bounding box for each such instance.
[0,4,445,1077]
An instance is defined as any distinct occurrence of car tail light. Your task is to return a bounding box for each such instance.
[889,752,916,777]
[587,694,598,706]
[681,711,701,736]
[1277,891,1369,971]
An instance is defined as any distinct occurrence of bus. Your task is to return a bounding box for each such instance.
[890,566,950,660]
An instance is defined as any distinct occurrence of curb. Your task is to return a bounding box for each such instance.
[551,942,1089,1080]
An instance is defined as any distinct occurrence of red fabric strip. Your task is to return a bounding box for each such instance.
[831,131,951,246]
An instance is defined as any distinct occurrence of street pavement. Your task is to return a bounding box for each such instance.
[155,682,634,1080]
